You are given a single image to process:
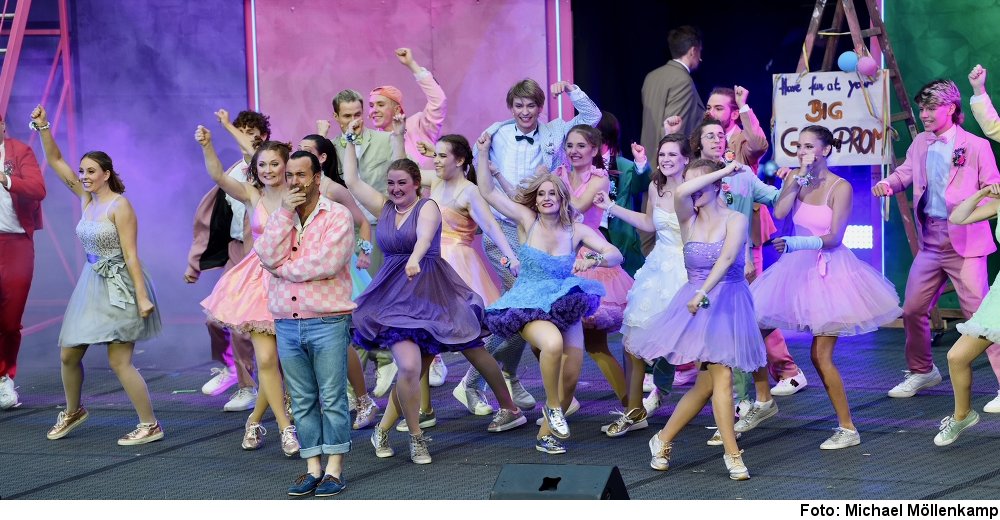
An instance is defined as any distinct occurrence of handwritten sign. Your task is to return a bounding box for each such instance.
[772,71,889,166]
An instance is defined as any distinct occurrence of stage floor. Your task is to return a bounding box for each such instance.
[3,322,999,500]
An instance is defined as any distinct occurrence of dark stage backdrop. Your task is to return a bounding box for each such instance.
[572,0,1000,308]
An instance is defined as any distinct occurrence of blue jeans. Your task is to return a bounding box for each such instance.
[651,358,675,395]
[276,315,352,459]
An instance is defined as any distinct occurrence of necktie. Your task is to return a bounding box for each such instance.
[515,134,534,145]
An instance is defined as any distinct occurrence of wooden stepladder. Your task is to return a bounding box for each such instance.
[797,0,961,337]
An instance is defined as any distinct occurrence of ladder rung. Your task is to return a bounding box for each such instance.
[891,112,912,123]
[0,48,6,54]
[0,13,14,19]
[860,27,882,37]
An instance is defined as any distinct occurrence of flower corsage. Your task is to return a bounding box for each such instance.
[953,147,967,167]
[721,181,734,205]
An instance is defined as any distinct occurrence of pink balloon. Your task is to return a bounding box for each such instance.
[857,56,879,76]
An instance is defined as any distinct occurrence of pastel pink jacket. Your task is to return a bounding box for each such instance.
[404,69,447,169]
[879,126,1000,258]
[255,197,356,319]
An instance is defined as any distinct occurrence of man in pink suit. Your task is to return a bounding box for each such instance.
[873,79,1000,400]
[0,114,46,409]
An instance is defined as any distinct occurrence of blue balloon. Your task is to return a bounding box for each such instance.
[838,51,858,72]
[763,160,778,177]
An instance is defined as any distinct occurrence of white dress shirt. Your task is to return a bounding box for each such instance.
[925,125,957,220]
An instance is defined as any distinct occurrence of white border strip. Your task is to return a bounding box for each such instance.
[251,0,260,110]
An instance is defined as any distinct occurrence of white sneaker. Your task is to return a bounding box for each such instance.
[452,379,494,416]
[734,400,778,433]
[201,366,238,396]
[673,368,698,387]
[888,365,942,398]
[649,434,672,471]
[643,388,662,416]
[642,373,654,393]
[429,355,447,387]
[736,399,753,418]
[723,451,750,480]
[770,370,808,396]
[0,375,19,410]
[985,391,1000,413]
[223,387,257,412]
[373,362,398,398]
[819,427,861,450]
[504,372,536,410]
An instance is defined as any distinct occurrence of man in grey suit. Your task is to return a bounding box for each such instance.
[640,26,705,154]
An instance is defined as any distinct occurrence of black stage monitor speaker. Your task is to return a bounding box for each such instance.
[489,463,629,500]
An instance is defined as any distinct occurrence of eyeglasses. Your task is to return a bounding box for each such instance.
[702,133,725,142]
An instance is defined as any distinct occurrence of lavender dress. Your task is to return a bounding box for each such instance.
[351,199,488,354]
[629,239,766,373]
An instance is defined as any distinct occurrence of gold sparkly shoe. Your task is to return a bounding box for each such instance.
[47,407,89,440]
[118,421,164,446]
[649,434,672,471]
[603,408,649,438]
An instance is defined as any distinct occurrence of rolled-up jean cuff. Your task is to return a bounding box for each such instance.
[299,441,352,459]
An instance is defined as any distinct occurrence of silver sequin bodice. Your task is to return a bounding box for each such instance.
[76,219,122,258]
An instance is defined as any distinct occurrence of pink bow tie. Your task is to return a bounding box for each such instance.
[931,135,950,144]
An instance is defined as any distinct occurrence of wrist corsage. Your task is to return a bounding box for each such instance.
[500,256,515,270]
[345,132,360,145]
[583,251,605,268]
[695,289,710,308]
[355,238,373,256]
[794,171,815,187]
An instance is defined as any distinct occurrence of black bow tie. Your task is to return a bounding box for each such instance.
[515,134,535,145]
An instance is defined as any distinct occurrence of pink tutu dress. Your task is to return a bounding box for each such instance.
[750,178,901,336]
[201,199,275,335]
[555,166,634,332]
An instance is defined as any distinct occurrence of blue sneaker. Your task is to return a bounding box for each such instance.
[314,474,346,497]
[287,473,322,496]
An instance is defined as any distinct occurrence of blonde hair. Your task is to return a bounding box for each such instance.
[512,173,577,227]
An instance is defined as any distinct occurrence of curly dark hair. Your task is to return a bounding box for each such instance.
[232,110,271,140]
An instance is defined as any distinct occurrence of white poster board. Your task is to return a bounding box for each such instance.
[772,71,889,167]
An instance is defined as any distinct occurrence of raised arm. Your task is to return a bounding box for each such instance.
[342,118,387,215]
[475,133,535,228]
[675,161,740,224]
[215,109,255,161]
[950,184,1000,225]
[594,184,657,232]
[405,200,442,281]
[684,213,748,315]
[398,48,446,141]
[969,65,1000,143]
[390,115,406,160]
[772,167,803,220]
[572,223,624,273]
[110,197,155,318]
[553,82,601,127]
[30,105,85,200]
[323,179,373,269]
[195,125,254,204]
[464,185,521,274]
[734,86,769,158]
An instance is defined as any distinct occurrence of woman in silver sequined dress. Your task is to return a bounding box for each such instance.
[31,106,164,446]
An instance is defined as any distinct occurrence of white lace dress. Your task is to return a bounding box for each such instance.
[620,207,688,355]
